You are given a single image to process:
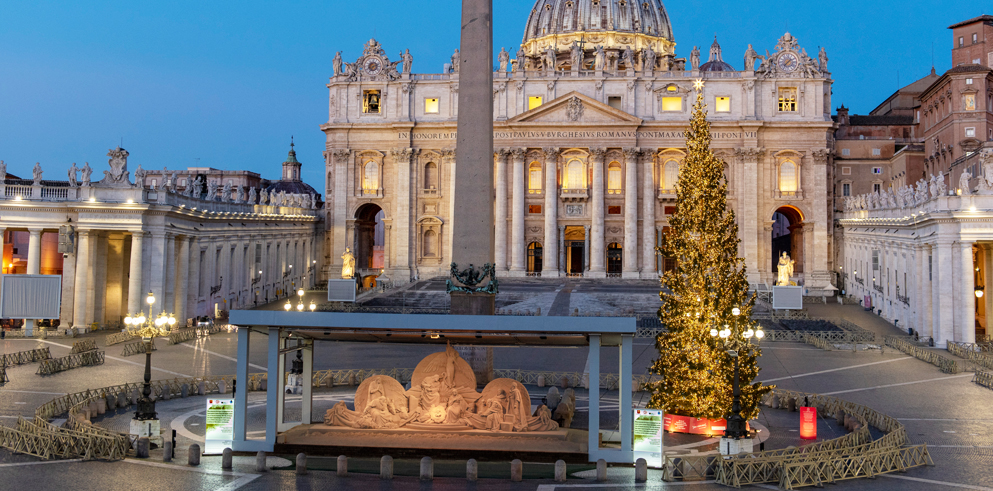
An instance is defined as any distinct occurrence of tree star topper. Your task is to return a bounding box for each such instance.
[693,79,705,92]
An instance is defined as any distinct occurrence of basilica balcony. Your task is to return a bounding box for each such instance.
[560,188,588,202]
[2,181,79,202]
[775,190,804,200]
[657,189,677,200]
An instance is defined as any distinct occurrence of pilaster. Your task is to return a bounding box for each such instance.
[510,147,527,274]
[542,147,560,277]
[494,149,510,272]
[641,150,656,278]
[589,147,606,276]
[622,148,639,277]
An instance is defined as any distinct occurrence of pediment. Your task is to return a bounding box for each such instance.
[507,91,642,125]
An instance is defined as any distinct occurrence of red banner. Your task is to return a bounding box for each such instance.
[663,414,746,436]
[800,406,817,439]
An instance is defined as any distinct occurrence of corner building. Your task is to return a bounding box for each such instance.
[322,0,836,293]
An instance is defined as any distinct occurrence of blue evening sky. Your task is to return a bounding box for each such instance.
[0,1,985,189]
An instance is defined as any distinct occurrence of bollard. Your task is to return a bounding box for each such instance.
[136,437,150,458]
[105,395,116,412]
[181,384,189,398]
[596,459,607,481]
[554,460,567,482]
[635,458,648,482]
[296,453,307,475]
[188,444,201,466]
[163,440,173,462]
[336,455,348,477]
[380,455,393,480]
[466,459,478,482]
[222,448,233,470]
[96,397,107,415]
[198,381,206,395]
[117,392,127,408]
[510,459,523,482]
[537,374,545,387]
[256,451,268,472]
[787,397,797,412]
[420,456,433,480]
[218,380,227,394]
[836,409,846,426]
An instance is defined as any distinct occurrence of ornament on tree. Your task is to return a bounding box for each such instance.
[646,88,772,421]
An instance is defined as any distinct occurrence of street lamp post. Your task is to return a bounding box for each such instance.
[709,307,764,452]
[123,291,175,445]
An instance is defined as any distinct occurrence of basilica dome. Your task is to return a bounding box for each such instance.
[523,0,674,46]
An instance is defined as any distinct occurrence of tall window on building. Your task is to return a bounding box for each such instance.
[778,87,797,112]
[873,183,881,193]
[779,161,797,194]
[715,96,731,112]
[424,162,438,191]
[842,183,851,196]
[424,98,440,114]
[528,162,542,193]
[363,90,381,113]
[362,161,379,193]
[607,162,622,194]
[566,160,585,189]
[662,97,682,111]
[662,160,679,191]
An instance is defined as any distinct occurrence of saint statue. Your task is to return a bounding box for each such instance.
[133,164,146,188]
[451,49,460,73]
[621,46,634,70]
[248,186,257,203]
[818,47,829,72]
[744,44,759,71]
[516,47,526,72]
[68,162,79,187]
[0,161,5,182]
[80,162,92,186]
[401,49,413,74]
[32,162,43,185]
[690,46,701,70]
[642,44,657,72]
[776,252,795,286]
[333,51,343,76]
[545,46,556,72]
[498,47,510,72]
[341,247,356,279]
[594,45,606,71]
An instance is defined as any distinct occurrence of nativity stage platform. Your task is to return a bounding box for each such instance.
[274,425,590,462]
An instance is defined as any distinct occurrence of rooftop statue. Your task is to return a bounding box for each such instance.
[776,251,795,286]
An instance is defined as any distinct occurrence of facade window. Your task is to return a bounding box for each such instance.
[842,183,851,196]
[959,36,964,47]
[662,97,682,111]
[528,96,543,110]
[974,33,978,44]
[607,96,622,110]
[872,167,883,174]
[966,127,976,137]
[528,204,542,214]
[965,94,977,111]
[607,162,622,194]
[715,96,731,112]
[150,179,157,187]
[873,183,881,193]
[565,160,585,189]
[608,205,622,214]
[779,161,798,194]
[424,98,440,113]
[424,162,438,191]
[180,178,187,186]
[778,87,797,112]
[841,148,850,156]
[423,230,437,257]
[363,90,381,113]
[362,161,379,193]
[966,78,974,85]
[662,160,679,191]
[872,148,881,156]
[528,162,542,193]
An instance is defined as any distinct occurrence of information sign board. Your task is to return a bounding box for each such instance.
[633,409,664,468]
[204,398,234,455]
[800,406,817,439]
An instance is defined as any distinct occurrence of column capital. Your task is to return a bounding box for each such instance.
[622,147,640,161]
[510,147,527,163]
[495,148,511,160]
[541,147,560,161]
[27,227,44,234]
[589,147,607,163]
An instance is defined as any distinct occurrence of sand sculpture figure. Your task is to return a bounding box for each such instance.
[323,344,560,433]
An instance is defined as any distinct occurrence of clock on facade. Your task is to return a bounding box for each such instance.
[364,57,383,76]
[777,52,799,73]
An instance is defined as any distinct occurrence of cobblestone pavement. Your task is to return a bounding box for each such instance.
[2,284,993,490]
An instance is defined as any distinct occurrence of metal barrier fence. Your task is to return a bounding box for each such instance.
[105,331,134,346]
[7,416,129,461]
[974,371,993,390]
[69,339,97,354]
[948,342,993,371]
[36,351,106,375]
[120,339,155,357]
[885,337,962,373]
[1,347,52,366]
[1,365,7,384]
[803,334,835,351]
[779,444,932,489]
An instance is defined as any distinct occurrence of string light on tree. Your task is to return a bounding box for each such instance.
[646,89,772,422]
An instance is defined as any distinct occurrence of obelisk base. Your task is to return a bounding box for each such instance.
[450,292,495,316]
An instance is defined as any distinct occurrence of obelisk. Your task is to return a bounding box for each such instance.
[449,0,496,316]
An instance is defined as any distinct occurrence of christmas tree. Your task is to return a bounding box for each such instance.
[647,84,771,421]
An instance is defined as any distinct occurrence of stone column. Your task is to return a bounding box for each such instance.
[127,232,145,315]
[494,149,510,272]
[231,238,244,309]
[187,237,201,320]
[960,241,976,343]
[622,148,639,277]
[510,148,527,274]
[589,148,606,276]
[174,236,190,324]
[917,244,930,338]
[543,148,559,277]
[331,150,351,278]
[390,148,414,278]
[935,240,954,347]
[583,225,590,274]
[736,148,763,282]
[558,225,566,274]
[72,231,91,328]
[642,150,656,278]
[0,229,5,273]
[26,228,43,274]
[148,232,167,318]
[164,234,176,314]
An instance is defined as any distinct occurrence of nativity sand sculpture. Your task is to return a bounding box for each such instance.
[324,344,559,432]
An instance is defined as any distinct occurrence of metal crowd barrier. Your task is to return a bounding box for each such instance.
[36,351,106,375]
[104,331,134,346]
[974,370,993,390]
[947,342,993,371]
[120,339,155,357]
[885,337,963,374]
[0,347,52,366]
[69,339,97,354]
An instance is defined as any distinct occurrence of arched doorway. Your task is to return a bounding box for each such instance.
[527,242,542,275]
[772,206,803,276]
[606,243,622,276]
[564,226,586,276]
[355,204,385,272]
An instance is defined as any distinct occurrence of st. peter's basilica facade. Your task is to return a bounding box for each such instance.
[322,0,836,294]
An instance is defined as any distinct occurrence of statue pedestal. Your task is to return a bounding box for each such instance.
[449,292,495,315]
[131,418,163,446]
